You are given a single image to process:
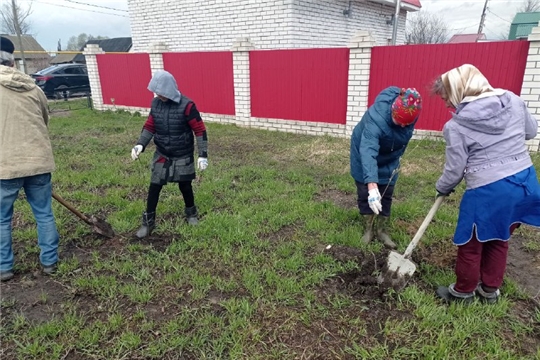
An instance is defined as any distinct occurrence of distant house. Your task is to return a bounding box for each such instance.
[1,34,50,74]
[509,12,540,40]
[127,0,422,51]
[51,37,132,65]
[448,33,487,43]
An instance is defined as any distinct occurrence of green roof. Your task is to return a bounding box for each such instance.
[516,24,535,38]
[509,12,540,39]
[512,12,540,25]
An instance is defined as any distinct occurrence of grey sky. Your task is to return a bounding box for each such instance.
[20,0,526,52]
[23,0,131,51]
[417,0,524,39]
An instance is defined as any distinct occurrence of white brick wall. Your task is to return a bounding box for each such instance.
[127,0,407,51]
[521,24,540,153]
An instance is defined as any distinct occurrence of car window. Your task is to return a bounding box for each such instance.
[53,69,65,75]
[35,66,60,75]
[64,67,83,75]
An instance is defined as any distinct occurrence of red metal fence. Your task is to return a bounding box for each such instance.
[369,41,530,131]
[97,53,153,107]
[163,52,235,115]
[249,48,350,124]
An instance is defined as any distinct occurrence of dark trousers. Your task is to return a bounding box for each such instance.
[355,181,395,217]
[454,223,519,293]
[146,181,195,213]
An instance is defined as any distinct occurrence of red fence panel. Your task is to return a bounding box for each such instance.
[369,41,529,131]
[250,48,350,124]
[163,52,235,115]
[97,53,153,107]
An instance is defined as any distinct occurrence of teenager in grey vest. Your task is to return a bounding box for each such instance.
[131,70,208,238]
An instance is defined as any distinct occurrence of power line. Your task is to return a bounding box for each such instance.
[487,8,513,23]
[32,0,129,17]
[63,0,128,12]
[451,23,479,32]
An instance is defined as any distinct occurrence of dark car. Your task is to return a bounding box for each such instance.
[31,63,90,99]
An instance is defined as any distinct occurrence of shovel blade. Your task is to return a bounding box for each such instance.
[387,251,416,277]
[90,215,116,238]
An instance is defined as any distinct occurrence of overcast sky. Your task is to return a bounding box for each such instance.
[20,0,527,51]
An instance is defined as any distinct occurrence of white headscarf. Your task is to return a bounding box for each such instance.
[441,64,505,107]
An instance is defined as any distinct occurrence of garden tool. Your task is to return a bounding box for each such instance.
[52,192,115,238]
[383,196,444,284]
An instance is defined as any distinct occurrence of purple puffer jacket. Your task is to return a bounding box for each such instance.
[436,91,539,194]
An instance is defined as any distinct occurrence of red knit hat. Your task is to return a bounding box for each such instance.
[391,88,422,126]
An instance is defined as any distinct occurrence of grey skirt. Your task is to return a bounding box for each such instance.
[150,152,196,185]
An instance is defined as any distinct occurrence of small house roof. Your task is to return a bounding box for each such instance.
[51,37,132,64]
[0,34,49,59]
[72,37,132,62]
[448,33,486,43]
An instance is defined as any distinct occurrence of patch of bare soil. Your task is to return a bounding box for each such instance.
[314,189,357,210]
[506,235,540,301]
[49,110,72,118]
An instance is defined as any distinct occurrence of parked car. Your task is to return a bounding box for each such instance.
[31,63,90,99]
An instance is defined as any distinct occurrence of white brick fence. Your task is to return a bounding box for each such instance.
[84,30,540,152]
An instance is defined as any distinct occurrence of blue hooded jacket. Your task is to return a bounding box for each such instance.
[350,86,417,185]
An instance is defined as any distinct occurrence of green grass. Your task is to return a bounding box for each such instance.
[1,100,539,359]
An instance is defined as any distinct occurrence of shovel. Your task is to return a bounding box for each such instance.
[52,192,115,238]
[384,196,445,281]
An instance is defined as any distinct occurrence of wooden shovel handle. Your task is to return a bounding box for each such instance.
[52,192,92,225]
[402,196,445,258]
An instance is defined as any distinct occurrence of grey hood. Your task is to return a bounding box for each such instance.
[147,70,182,103]
[452,91,510,135]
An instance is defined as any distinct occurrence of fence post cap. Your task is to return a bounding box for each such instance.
[232,38,254,51]
[149,42,170,53]
[348,31,376,48]
[83,44,105,55]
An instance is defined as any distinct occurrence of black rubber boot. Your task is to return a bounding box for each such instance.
[185,206,198,225]
[362,215,375,244]
[376,216,397,249]
[136,211,155,238]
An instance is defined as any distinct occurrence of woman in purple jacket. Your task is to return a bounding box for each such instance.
[432,64,540,303]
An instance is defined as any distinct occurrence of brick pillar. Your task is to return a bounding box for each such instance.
[83,44,105,110]
[346,31,376,137]
[232,38,254,127]
[149,42,169,75]
[521,24,540,153]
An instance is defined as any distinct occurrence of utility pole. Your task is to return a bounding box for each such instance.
[391,0,402,45]
[477,0,489,35]
[11,0,27,73]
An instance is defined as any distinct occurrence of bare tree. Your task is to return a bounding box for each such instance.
[0,0,32,34]
[519,0,540,12]
[66,33,109,51]
[406,12,450,44]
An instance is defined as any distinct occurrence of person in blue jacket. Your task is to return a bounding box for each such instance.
[350,87,422,248]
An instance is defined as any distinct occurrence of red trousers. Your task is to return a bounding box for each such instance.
[454,224,519,293]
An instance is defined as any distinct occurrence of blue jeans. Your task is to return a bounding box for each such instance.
[0,173,59,272]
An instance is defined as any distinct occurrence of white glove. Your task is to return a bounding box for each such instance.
[197,157,208,171]
[368,188,383,215]
[131,145,143,160]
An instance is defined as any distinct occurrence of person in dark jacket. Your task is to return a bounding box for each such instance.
[350,87,422,249]
[432,64,540,303]
[131,70,208,238]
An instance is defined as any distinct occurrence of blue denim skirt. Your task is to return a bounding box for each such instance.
[453,166,540,245]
